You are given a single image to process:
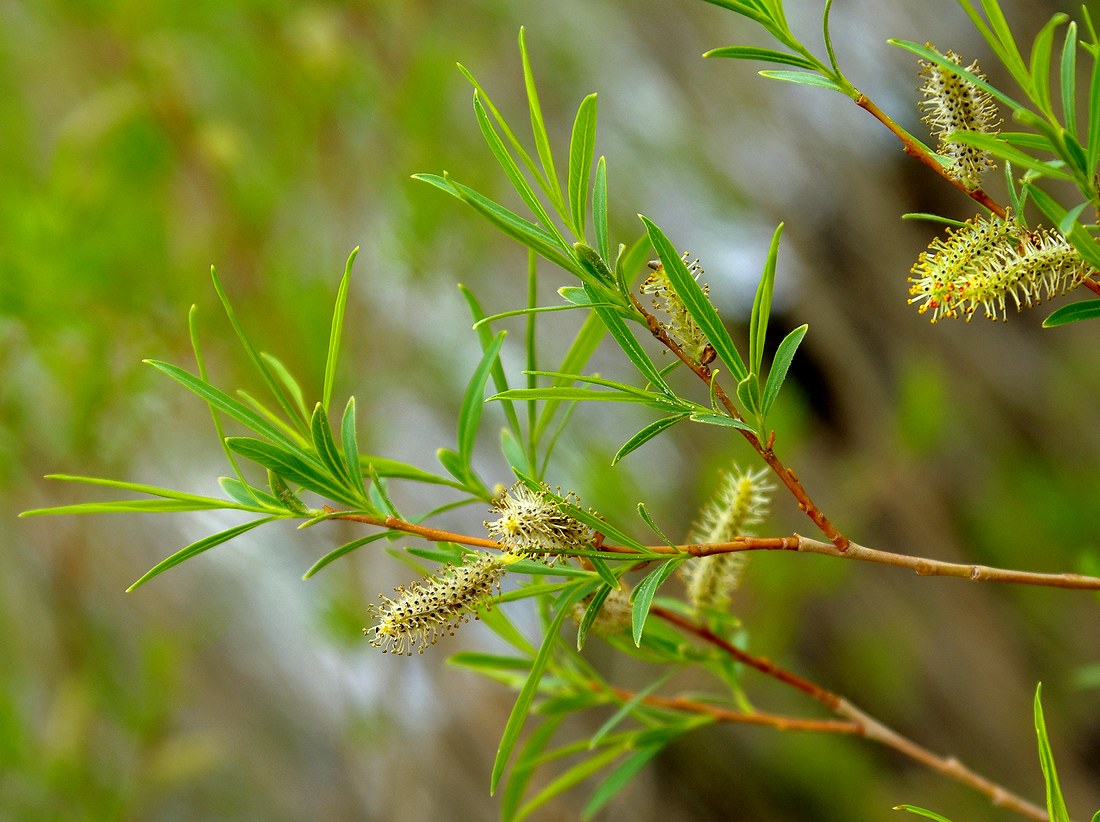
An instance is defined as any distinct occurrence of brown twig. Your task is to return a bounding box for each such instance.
[649,605,1048,821]
[854,94,1009,219]
[325,509,1100,591]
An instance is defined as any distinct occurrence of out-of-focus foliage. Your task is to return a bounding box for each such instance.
[6,0,1100,819]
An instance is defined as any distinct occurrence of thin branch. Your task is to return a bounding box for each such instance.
[650,605,1048,821]
[325,510,1100,591]
[629,292,849,549]
[602,684,861,735]
[854,94,1009,219]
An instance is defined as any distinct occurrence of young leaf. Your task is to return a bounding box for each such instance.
[519,27,567,219]
[260,353,309,424]
[761,323,808,417]
[412,174,578,274]
[749,223,784,378]
[568,93,598,240]
[226,436,360,507]
[458,330,507,464]
[323,247,358,413]
[576,584,614,650]
[209,267,305,435]
[491,582,596,795]
[473,92,568,249]
[515,746,625,821]
[302,532,389,579]
[612,413,690,464]
[1034,683,1071,822]
[1060,22,1078,138]
[1043,299,1100,327]
[631,558,686,646]
[703,46,819,70]
[340,397,365,498]
[892,806,955,822]
[127,516,277,591]
[1028,14,1069,119]
[460,284,523,441]
[310,403,356,490]
[593,156,610,263]
[589,299,674,396]
[145,360,302,451]
[756,70,844,93]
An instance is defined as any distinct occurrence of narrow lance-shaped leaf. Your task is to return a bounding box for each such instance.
[226,436,361,508]
[519,27,567,219]
[593,156,610,263]
[1034,683,1071,822]
[567,93,598,241]
[612,413,689,465]
[1042,300,1100,328]
[210,267,306,435]
[749,223,784,378]
[491,581,597,794]
[127,516,277,591]
[473,92,569,251]
[341,396,365,499]
[631,558,686,646]
[323,247,358,413]
[703,46,819,70]
[311,403,356,491]
[1060,21,1078,139]
[459,330,507,463]
[761,323,808,417]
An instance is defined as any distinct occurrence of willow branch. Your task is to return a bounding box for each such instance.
[628,292,849,550]
[650,605,1048,821]
[854,93,1009,218]
[325,510,1100,591]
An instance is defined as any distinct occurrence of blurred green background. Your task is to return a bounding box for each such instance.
[5,0,1100,818]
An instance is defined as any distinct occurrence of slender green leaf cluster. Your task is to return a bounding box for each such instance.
[365,553,509,655]
[918,48,1001,189]
[680,465,773,613]
[909,215,1091,322]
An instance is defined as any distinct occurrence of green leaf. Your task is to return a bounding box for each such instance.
[749,223,783,377]
[460,284,523,442]
[1087,39,1100,176]
[127,517,277,591]
[756,70,843,92]
[688,412,757,432]
[310,403,356,490]
[491,582,595,795]
[323,248,358,413]
[703,46,818,70]
[593,156,610,263]
[1043,299,1100,327]
[499,716,563,822]
[209,267,305,435]
[568,93,598,240]
[359,456,469,492]
[576,584,614,651]
[226,437,360,508]
[639,216,749,382]
[519,27,566,219]
[473,92,568,249]
[266,471,311,515]
[589,298,674,395]
[223,476,283,510]
[459,330,507,463]
[631,558,686,646]
[612,413,689,464]
[412,174,577,274]
[1061,21,1079,138]
[22,474,269,515]
[582,745,663,820]
[573,242,618,291]
[891,806,955,822]
[491,386,679,409]
[954,0,1030,92]
[1034,683,1071,822]
[302,532,389,578]
[761,323,807,417]
[340,397,365,499]
[145,360,301,451]
[260,353,309,424]
[516,746,625,820]
[947,132,1075,180]
[1029,14,1068,119]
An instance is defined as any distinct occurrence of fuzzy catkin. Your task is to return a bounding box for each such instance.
[365,554,506,655]
[680,466,773,613]
[918,48,1000,189]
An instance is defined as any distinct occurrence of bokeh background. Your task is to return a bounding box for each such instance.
[5,0,1100,818]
